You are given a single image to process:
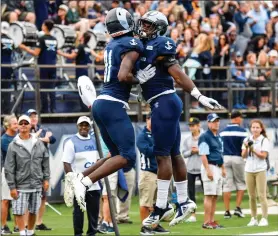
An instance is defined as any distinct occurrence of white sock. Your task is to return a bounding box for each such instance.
[156,179,171,209]
[175,180,188,204]
[19,230,26,236]
[109,222,113,227]
[27,229,34,235]
[103,220,108,226]
[81,176,93,187]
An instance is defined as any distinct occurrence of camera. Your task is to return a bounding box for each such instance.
[247,140,254,147]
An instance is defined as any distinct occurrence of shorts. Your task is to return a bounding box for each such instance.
[92,99,136,167]
[101,171,118,197]
[139,171,157,207]
[150,93,182,157]
[223,155,246,192]
[1,168,12,200]
[201,164,223,196]
[1,11,28,21]
[12,191,42,215]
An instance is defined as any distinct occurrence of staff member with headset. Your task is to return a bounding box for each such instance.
[19,19,58,113]
[1,22,15,114]
[58,31,104,111]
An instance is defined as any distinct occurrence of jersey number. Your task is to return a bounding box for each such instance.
[140,153,150,170]
[104,49,112,83]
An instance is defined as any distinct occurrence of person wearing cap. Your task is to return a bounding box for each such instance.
[4,115,50,236]
[19,19,58,113]
[52,4,70,25]
[198,113,226,229]
[1,21,15,114]
[230,50,248,109]
[219,111,248,219]
[25,109,56,231]
[136,113,169,235]
[62,116,101,236]
[182,117,203,223]
[1,115,18,234]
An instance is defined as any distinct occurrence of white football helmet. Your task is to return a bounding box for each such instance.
[77,76,97,108]
[137,11,168,39]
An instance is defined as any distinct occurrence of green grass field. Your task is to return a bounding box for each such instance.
[6,193,278,235]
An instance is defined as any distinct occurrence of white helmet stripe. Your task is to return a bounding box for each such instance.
[116,8,129,30]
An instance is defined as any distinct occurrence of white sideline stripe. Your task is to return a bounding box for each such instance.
[220,131,249,137]
[242,231,278,235]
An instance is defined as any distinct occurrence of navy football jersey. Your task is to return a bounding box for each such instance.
[139,36,177,102]
[100,36,144,103]
[37,34,58,65]
[75,44,92,78]
[1,34,14,78]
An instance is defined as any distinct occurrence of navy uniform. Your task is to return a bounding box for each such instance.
[1,33,14,113]
[139,36,182,158]
[37,34,58,113]
[92,35,144,167]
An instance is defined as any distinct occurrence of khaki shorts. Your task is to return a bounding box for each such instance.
[1,168,12,200]
[102,171,118,197]
[223,155,246,192]
[201,164,223,196]
[139,171,157,207]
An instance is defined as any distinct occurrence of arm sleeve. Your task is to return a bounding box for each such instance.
[242,137,248,150]
[121,38,144,56]
[157,37,177,56]
[182,138,191,158]
[62,139,75,164]
[41,142,50,180]
[262,138,270,153]
[4,144,16,190]
[136,133,154,157]
[198,142,210,155]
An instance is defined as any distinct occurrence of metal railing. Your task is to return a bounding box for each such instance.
[1,64,278,121]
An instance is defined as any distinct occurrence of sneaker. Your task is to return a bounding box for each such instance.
[73,173,87,212]
[233,103,242,109]
[247,217,258,226]
[97,223,108,234]
[186,215,197,223]
[35,223,52,231]
[234,207,245,218]
[117,219,133,224]
[64,172,77,207]
[1,225,12,235]
[240,104,248,109]
[140,226,154,235]
[143,203,174,226]
[258,218,268,226]
[210,221,224,229]
[202,223,213,229]
[152,224,170,234]
[107,226,115,234]
[13,226,19,233]
[169,199,197,226]
[224,210,232,219]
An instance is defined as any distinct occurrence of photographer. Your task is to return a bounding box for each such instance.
[242,119,270,227]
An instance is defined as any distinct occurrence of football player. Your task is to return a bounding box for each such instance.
[136,11,222,227]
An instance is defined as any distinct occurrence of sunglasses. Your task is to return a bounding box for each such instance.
[19,122,29,126]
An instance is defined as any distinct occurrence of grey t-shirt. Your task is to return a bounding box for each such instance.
[17,136,34,154]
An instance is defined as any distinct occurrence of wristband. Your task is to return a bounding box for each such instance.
[190,87,202,100]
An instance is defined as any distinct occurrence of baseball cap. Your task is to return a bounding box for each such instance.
[268,49,278,57]
[26,109,37,116]
[59,4,69,12]
[188,117,200,125]
[77,116,91,125]
[18,115,31,124]
[230,111,243,119]
[271,11,278,19]
[236,51,242,57]
[207,113,220,122]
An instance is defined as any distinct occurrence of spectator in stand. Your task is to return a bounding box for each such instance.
[247,1,269,38]
[220,111,248,219]
[182,117,203,223]
[92,11,107,34]
[123,1,134,15]
[26,109,56,231]
[242,119,270,227]
[52,4,70,25]
[230,51,247,109]
[245,36,267,58]
[266,49,278,107]
[5,115,50,236]
[209,14,223,44]
[228,30,239,60]
[182,28,194,59]
[66,1,80,24]
[179,10,190,25]
[1,115,18,235]
[266,11,278,48]
[189,18,200,38]
[213,33,230,105]
[168,13,177,32]
[1,0,36,23]
[234,1,252,55]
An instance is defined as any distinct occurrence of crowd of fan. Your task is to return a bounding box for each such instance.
[2,0,278,109]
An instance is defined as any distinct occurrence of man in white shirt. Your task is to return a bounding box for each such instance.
[62,116,101,236]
